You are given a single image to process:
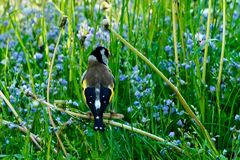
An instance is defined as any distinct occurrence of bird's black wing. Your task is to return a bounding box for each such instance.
[84,87,97,116]
[99,86,112,114]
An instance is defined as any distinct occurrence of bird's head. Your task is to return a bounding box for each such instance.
[88,46,110,65]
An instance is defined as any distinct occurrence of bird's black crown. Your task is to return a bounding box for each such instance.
[90,46,110,65]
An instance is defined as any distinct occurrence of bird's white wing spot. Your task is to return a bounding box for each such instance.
[95,100,101,109]
[96,116,100,119]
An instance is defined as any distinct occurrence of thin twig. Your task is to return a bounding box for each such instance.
[1,119,42,143]
[46,16,68,156]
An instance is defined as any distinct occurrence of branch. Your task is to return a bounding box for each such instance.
[25,90,185,155]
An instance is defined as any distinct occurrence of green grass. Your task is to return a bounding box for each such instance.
[0,0,240,159]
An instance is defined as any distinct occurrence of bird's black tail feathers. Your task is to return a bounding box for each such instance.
[94,116,105,131]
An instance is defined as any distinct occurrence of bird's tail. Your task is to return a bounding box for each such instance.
[94,115,105,131]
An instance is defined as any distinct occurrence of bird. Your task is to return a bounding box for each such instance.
[81,46,115,131]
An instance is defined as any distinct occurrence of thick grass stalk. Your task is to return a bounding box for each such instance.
[201,0,212,122]
[46,16,68,156]
[216,0,226,140]
[108,27,219,156]
[172,0,179,89]
[0,91,42,150]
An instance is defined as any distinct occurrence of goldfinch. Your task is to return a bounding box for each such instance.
[81,46,114,131]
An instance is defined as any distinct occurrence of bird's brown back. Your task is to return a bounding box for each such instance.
[85,62,114,88]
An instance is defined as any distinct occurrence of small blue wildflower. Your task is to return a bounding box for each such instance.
[175,140,181,145]
[34,52,43,60]
[67,119,73,125]
[133,66,138,74]
[119,74,127,81]
[49,43,55,52]
[8,123,16,129]
[235,114,240,121]
[60,78,68,86]
[135,75,142,82]
[185,63,191,70]
[1,100,6,106]
[162,105,169,111]
[5,139,9,144]
[165,45,171,52]
[58,54,64,63]
[9,41,16,48]
[56,64,63,71]
[153,112,160,121]
[31,107,37,113]
[186,38,193,50]
[162,105,169,115]
[134,90,142,99]
[134,101,140,106]
[141,117,147,123]
[67,99,73,105]
[209,85,216,93]
[20,121,26,127]
[165,99,172,106]
[177,120,183,127]
[47,26,59,40]
[84,40,91,48]
[63,86,67,91]
[127,106,133,113]
[177,110,185,116]
[73,101,79,107]
[230,125,235,131]
[56,117,61,122]
[233,11,238,20]
[144,88,151,96]
[169,131,175,137]
[3,20,9,26]
[9,95,15,103]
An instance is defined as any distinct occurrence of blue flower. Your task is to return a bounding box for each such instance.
[8,123,16,129]
[235,114,240,121]
[34,52,43,60]
[58,54,64,63]
[169,131,175,137]
[209,85,216,93]
[177,120,183,127]
[134,90,142,99]
[119,74,127,81]
[60,78,68,86]
[134,101,140,106]
[9,95,15,103]
[165,45,171,52]
[49,43,55,52]
[127,106,133,113]
[73,101,79,107]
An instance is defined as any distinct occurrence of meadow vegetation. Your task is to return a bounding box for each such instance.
[0,0,239,159]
